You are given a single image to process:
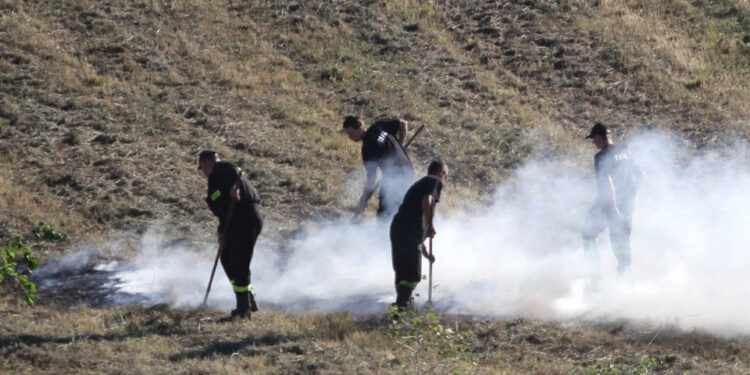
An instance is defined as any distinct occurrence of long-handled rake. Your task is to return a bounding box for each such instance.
[425,236,434,308]
[197,179,240,330]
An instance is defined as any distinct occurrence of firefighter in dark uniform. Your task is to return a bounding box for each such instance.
[390,160,448,311]
[198,150,263,320]
[342,116,414,217]
[582,123,642,275]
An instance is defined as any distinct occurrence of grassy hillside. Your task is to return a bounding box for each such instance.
[1,0,747,245]
[1,0,749,373]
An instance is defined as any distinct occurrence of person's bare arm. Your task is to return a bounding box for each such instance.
[397,119,408,144]
[421,193,437,263]
[422,194,437,238]
[231,168,242,201]
[355,168,378,214]
[421,244,435,263]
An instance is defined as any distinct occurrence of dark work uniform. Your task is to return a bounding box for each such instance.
[372,119,401,139]
[206,161,263,310]
[389,175,443,308]
[582,144,639,272]
[362,120,414,216]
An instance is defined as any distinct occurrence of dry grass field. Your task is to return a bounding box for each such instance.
[4,294,750,374]
[1,0,749,373]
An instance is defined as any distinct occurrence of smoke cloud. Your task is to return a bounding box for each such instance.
[94,131,750,335]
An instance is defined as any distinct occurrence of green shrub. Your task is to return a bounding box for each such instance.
[0,235,40,305]
[31,221,67,241]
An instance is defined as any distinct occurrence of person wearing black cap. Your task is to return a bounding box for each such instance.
[198,150,263,320]
[582,123,641,275]
[389,160,447,312]
[342,115,414,217]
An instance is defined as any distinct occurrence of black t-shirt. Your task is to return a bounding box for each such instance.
[361,124,413,179]
[206,161,260,232]
[391,175,443,240]
[371,119,401,139]
[594,144,639,215]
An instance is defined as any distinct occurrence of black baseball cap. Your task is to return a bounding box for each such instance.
[197,149,217,169]
[585,122,610,139]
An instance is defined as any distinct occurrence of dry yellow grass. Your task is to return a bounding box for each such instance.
[2,0,747,242]
[577,0,750,123]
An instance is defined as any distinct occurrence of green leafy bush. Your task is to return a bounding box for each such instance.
[1,236,40,305]
[32,221,67,241]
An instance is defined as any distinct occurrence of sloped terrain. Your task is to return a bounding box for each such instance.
[1,0,749,373]
[2,0,747,245]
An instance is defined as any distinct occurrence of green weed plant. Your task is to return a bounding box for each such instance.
[388,306,476,374]
[32,221,67,241]
[1,236,40,305]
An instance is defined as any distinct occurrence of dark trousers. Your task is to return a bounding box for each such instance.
[390,228,422,308]
[582,205,632,272]
[376,191,388,217]
[220,210,262,293]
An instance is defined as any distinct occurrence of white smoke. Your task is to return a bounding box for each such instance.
[107,130,750,335]
[114,227,229,309]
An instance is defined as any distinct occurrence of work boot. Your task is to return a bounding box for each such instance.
[389,298,417,320]
[394,284,415,310]
[406,297,416,314]
[249,291,259,312]
[221,292,250,322]
[237,292,250,313]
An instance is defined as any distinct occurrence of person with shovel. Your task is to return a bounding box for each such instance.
[342,116,414,217]
[389,160,448,313]
[198,150,262,320]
